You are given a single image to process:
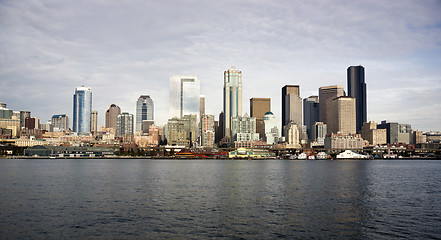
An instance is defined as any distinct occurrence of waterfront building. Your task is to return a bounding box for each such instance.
[142,120,155,134]
[166,115,198,147]
[223,66,242,139]
[116,112,134,138]
[282,85,302,137]
[347,66,367,133]
[411,130,426,144]
[329,96,356,134]
[377,120,411,144]
[51,114,69,132]
[90,111,98,133]
[361,121,387,146]
[312,122,327,146]
[169,75,200,119]
[250,98,271,141]
[303,96,319,141]
[201,114,215,148]
[231,113,259,143]
[263,112,279,144]
[136,96,154,132]
[20,110,31,129]
[73,86,92,134]
[105,104,121,132]
[286,122,301,149]
[319,85,345,134]
[25,117,39,130]
[324,133,364,149]
[424,132,441,143]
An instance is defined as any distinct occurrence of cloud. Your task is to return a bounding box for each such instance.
[1,0,440,131]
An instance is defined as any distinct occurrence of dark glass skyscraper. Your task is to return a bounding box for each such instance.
[347,66,367,133]
[136,95,154,132]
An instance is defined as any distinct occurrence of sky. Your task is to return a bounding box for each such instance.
[1,0,440,132]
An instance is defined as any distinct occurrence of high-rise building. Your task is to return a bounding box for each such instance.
[51,114,69,132]
[347,66,367,133]
[377,121,411,144]
[250,98,271,141]
[166,114,198,147]
[231,113,258,143]
[330,96,356,134]
[303,96,319,140]
[312,122,327,146]
[282,85,300,136]
[73,86,92,134]
[263,112,279,144]
[201,114,215,148]
[286,122,301,149]
[136,95,154,132]
[223,66,242,138]
[116,112,134,137]
[20,110,31,129]
[0,103,13,120]
[361,121,386,146]
[25,117,39,129]
[90,111,98,133]
[169,75,200,119]
[319,85,345,134]
[200,96,205,118]
[216,112,224,144]
[105,104,121,132]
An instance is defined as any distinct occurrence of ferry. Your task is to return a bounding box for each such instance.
[336,150,369,159]
[297,153,307,160]
[316,152,328,160]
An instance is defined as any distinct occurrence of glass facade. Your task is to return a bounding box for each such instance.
[136,96,154,132]
[169,76,200,119]
[223,66,242,138]
[73,87,92,134]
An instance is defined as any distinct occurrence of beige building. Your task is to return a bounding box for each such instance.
[201,114,215,148]
[319,85,345,134]
[166,115,198,147]
[250,98,271,140]
[329,96,356,134]
[223,66,242,138]
[412,130,426,144]
[286,122,301,149]
[324,133,364,149]
[105,104,121,132]
[0,118,20,137]
[361,121,387,146]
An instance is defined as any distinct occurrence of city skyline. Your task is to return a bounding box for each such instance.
[1,1,440,132]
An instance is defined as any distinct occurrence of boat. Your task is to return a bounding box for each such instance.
[336,150,369,159]
[297,153,307,160]
[316,152,328,160]
[307,155,316,160]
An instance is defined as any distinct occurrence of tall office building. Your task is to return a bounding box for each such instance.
[282,85,302,136]
[105,104,121,131]
[303,96,319,140]
[282,85,299,135]
[319,85,345,134]
[20,110,31,129]
[73,86,92,134]
[330,96,356,134]
[201,114,215,148]
[136,95,154,132]
[200,96,205,118]
[250,98,271,140]
[51,114,69,132]
[90,111,98,132]
[263,112,279,144]
[169,75,200,119]
[223,66,242,138]
[116,112,134,137]
[25,117,39,129]
[312,122,327,146]
[348,66,367,133]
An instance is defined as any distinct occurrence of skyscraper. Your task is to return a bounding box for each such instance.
[20,110,31,129]
[282,85,302,137]
[90,110,98,133]
[303,96,319,140]
[319,85,345,134]
[105,104,121,131]
[330,96,356,134]
[116,112,134,137]
[51,114,69,132]
[250,98,271,140]
[347,66,367,133]
[73,86,92,134]
[136,95,154,132]
[169,75,200,119]
[223,66,242,138]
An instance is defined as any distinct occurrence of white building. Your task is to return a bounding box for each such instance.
[263,112,279,144]
[169,75,200,119]
[231,113,259,142]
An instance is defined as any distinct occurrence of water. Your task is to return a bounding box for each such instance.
[1,159,441,239]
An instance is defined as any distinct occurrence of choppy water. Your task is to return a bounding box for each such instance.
[1,159,441,239]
